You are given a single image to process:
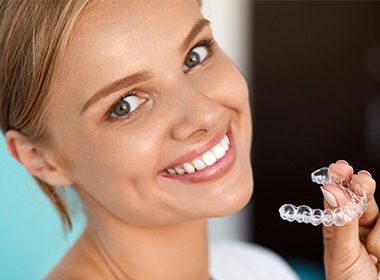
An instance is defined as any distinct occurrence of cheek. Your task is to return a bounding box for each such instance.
[203,56,251,129]
[53,123,159,194]
[57,130,167,223]
[209,51,250,104]
[81,134,157,179]
[210,55,252,145]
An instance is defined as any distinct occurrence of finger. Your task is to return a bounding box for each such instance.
[328,220,360,249]
[321,183,351,208]
[328,161,377,229]
[322,160,361,258]
[328,160,354,182]
[322,201,361,260]
[322,160,355,244]
[321,160,353,209]
[352,171,378,229]
[366,217,380,271]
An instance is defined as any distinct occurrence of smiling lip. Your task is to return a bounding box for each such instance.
[160,125,235,183]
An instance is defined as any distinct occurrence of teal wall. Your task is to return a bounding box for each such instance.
[0,135,83,279]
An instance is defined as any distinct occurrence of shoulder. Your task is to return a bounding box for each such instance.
[209,241,300,280]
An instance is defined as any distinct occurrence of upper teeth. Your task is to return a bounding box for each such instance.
[166,135,230,175]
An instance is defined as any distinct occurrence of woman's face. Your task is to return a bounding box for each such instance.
[48,0,253,226]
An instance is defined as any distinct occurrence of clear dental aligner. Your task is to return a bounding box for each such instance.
[279,167,368,227]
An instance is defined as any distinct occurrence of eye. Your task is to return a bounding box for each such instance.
[182,45,208,72]
[111,94,141,117]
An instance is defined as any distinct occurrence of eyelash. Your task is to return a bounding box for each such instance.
[106,37,217,122]
[195,37,216,53]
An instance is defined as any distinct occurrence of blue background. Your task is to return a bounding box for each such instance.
[0,136,324,280]
[0,135,84,279]
[0,135,325,280]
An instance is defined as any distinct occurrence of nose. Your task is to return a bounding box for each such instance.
[169,84,224,142]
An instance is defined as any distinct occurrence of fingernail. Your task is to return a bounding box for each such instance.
[336,159,349,165]
[358,170,372,178]
[321,187,338,207]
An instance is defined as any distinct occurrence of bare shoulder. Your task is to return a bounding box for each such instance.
[45,231,111,280]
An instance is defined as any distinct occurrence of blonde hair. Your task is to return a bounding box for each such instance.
[0,0,92,230]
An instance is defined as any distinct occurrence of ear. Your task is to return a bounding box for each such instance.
[5,129,73,187]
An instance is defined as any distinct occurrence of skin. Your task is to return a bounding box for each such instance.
[323,161,380,280]
[5,1,380,279]
[46,0,254,230]
[7,1,253,279]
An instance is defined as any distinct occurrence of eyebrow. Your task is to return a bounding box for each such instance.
[81,18,211,115]
[180,18,211,52]
[81,71,152,114]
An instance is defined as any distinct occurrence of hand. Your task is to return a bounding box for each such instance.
[323,160,380,280]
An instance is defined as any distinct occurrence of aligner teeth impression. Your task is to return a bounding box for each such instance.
[166,135,230,175]
[278,167,368,227]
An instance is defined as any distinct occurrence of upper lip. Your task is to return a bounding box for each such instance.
[163,123,230,170]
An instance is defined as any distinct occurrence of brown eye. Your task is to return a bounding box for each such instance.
[183,46,208,72]
[112,95,140,117]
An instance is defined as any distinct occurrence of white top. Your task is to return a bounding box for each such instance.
[209,241,300,280]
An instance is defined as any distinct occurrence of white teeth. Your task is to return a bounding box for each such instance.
[192,158,207,171]
[223,135,230,145]
[175,167,185,175]
[220,138,229,151]
[167,169,176,175]
[183,163,195,173]
[212,144,226,160]
[202,151,217,166]
[166,134,230,175]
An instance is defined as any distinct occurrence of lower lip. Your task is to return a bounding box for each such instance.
[160,131,236,183]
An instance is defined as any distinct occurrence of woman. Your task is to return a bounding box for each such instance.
[0,1,379,279]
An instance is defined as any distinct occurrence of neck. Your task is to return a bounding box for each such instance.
[84,213,210,280]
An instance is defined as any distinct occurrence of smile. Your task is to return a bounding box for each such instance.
[166,134,230,175]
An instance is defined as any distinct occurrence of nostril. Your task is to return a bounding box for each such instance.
[169,109,224,142]
[170,125,208,142]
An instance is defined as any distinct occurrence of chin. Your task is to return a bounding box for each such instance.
[209,175,254,218]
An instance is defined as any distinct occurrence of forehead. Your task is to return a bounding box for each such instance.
[75,0,201,43]
[53,0,203,99]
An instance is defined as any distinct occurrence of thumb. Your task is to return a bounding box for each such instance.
[322,186,361,262]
